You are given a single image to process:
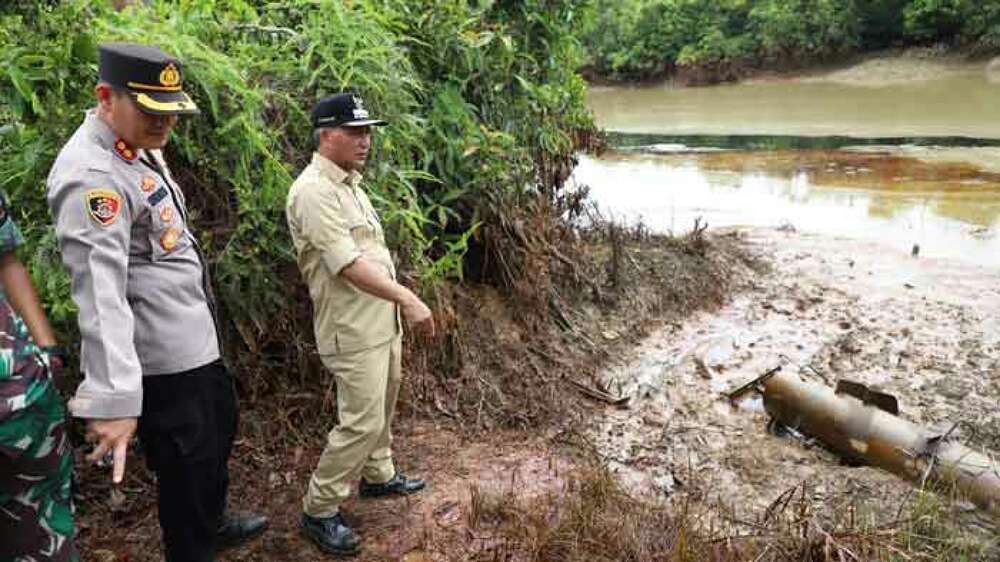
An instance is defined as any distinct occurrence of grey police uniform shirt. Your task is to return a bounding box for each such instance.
[47,109,220,419]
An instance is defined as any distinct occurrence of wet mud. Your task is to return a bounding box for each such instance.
[589,227,1000,534]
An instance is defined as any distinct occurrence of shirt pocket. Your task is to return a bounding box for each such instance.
[349,219,375,246]
[346,199,374,247]
[144,187,191,261]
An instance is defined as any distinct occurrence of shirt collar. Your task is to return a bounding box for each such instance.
[84,109,140,163]
[312,152,362,187]
[84,109,118,149]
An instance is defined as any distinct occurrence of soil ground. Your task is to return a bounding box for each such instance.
[75,227,1000,560]
[75,229,756,562]
[591,227,1000,547]
[78,421,572,562]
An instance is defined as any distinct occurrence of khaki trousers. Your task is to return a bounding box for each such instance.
[303,336,401,518]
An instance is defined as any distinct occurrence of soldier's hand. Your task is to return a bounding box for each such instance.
[401,296,435,337]
[85,417,138,484]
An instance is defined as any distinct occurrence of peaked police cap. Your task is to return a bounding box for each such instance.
[99,42,199,116]
[312,92,387,129]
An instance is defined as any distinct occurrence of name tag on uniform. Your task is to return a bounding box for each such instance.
[148,186,168,206]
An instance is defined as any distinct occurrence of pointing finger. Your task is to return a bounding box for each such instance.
[112,439,128,484]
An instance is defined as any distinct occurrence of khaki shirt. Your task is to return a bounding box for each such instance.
[286,153,399,355]
[46,110,220,418]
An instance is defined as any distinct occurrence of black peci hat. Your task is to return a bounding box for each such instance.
[99,42,199,116]
[312,92,387,129]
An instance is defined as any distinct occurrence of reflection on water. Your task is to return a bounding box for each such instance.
[572,150,1000,268]
[584,63,1000,267]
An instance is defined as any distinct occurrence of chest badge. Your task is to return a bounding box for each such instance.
[113,139,137,162]
[160,227,179,251]
[140,175,157,192]
[159,206,175,224]
[84,189,122,226]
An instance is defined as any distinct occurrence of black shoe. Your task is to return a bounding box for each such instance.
[300,512,360,556]
[359,473,426,498]
[216,511,268,551]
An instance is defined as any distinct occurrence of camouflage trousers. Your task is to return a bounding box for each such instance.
[0,318,77,561]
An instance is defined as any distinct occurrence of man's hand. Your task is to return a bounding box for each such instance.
[401,295,435,337]
[85,417,138,483]
[339,257,436,337]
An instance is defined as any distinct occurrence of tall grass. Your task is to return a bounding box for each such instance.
[0,0,596,393]
[464,466,997,561]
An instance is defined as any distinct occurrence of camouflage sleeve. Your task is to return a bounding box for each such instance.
[0,193,25,255]
[47,170,143,419]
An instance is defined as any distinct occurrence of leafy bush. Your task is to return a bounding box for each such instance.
[903,0,972,42]
[579,0,1000,82]
[748,0,860,61]
[0,0,596,390]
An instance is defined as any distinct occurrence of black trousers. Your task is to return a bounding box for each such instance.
[138,360,237,562]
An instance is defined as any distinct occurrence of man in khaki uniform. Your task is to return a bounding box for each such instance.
[286,92,433,556]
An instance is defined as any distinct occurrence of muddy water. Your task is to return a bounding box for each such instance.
[579,59,1000,268]
[573,146,1000,267]
[586,63,1000,138]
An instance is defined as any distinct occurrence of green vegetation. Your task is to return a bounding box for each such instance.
[579,0,1000,82]
[0,0,595,388]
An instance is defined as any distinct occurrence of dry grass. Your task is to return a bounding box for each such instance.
[459,465,999,562]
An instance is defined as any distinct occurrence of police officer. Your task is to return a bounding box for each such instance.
[286,93,432,556]
[46,42,267,561]
[0,194,76,561]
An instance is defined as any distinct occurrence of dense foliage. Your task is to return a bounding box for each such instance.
[0,0,595,387]
[579,0,1000,81]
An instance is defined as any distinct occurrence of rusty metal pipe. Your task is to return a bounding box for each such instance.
[762,370,1000,516]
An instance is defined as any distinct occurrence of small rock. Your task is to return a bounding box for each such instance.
[92,550,118,562]
[642,414,667,428]
[403,551,435,562]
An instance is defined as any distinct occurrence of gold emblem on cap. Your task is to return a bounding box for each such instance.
[141,176,157,192]
[159,63,181,88]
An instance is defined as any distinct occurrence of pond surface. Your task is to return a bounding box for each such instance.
[577,65,1000,268]
[586,65,1000,138]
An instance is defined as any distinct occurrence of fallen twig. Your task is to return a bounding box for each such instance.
[563,376,630,406]
[726,365,782,403]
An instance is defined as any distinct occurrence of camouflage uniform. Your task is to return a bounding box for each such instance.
[0,196,77,562]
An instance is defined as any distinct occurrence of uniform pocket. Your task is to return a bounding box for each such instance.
[147,211,192,262]
[349,220,373,244]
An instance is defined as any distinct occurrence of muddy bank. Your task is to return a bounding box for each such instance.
[590,227,1000,549]
[74,229,760,561]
